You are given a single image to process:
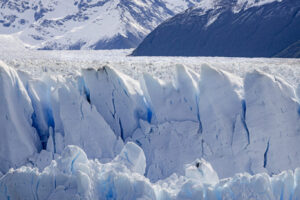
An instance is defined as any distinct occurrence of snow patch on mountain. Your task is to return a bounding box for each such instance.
[233,0,282,13]
[0,34,28,50]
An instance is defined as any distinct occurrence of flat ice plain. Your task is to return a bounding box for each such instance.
[0,37,300,199]
[2,48,300,87]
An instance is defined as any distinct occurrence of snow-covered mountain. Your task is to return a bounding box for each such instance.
[132,0,300,57]
[0,0,203,49]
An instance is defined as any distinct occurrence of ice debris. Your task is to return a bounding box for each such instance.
[0,144,299,200]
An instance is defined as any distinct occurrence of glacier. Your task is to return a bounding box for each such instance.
[0,54,300,199]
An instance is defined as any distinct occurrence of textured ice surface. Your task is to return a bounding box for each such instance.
[0,144,299,200]
[0,47,299,88]
[83,66,147,140]
[0,61,41,173]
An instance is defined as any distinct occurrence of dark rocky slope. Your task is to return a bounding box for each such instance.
[132,0,300,57]
[274,40,300,58]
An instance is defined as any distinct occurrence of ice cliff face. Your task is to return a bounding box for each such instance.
[0,0,201,49]
[0,143,299,199]
[0,60,299,185]
[0,61,41,173]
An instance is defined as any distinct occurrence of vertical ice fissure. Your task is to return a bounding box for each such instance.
[241,100,250,145]
[49,127,56,154]
[119,119,124,141]
[195,95,203,134]
[263,140,270,168]
[78,76,91,104]
[111,90,117,119]
[26,83,55,150]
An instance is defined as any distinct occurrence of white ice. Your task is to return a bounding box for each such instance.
[0,59,300,182]
[0,144,299,200]
[0,48,299,199]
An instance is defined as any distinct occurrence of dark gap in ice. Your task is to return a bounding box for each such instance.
[142,97,153,123]
[26,83,55,150]
[31,111,46,150]
[119,119,124,141]
[78,77,91,104]
[241,100,250,145]
[110,90,117,120]
[195,95,203,134]
[264,140,270,168]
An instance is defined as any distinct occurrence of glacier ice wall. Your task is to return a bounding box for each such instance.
[0,61,300,184]
[0,61,41,173]
[0,143,299,200]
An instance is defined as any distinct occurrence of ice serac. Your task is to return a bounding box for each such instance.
[132,120,202,181]
[141,64,199,123]
[185,158,219,185]
[83,66,148,140]
[113,142,146,175]
[0,144,156,200]
[198,64,250,178]
[27,78,54,149]
[24,71,124,162]
[132,65,204,181]
[0,61,41,174]
[56,145,89,174]
[54,80,123,160]
[244,70,300,174]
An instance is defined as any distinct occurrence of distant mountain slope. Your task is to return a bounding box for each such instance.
[132,0,300,57]
[0,34,26,51]
[0,0,201,50]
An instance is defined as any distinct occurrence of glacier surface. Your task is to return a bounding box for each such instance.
[0,50,300,199]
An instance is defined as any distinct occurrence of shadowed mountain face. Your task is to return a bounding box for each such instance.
[274,40,300,58]
[132,0,300,57]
